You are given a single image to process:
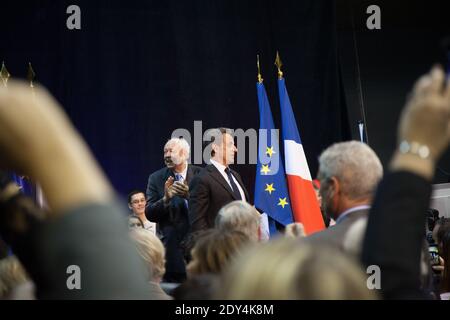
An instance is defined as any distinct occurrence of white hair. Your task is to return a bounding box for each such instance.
[318,141,383,200]
[165,137,190,159]
[215,201,260,242]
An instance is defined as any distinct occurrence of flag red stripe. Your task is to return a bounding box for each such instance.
[286,174,325,235]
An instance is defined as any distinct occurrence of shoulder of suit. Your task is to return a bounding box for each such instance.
[188,164,203,173]
[149,167,170,180]
[191,165,216,181]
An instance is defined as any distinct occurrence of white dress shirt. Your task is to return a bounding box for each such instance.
[143,220,157,235]
[210,159,246,201]
[173,163,188,182]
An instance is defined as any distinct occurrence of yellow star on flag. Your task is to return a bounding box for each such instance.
[265,183,275,194]
[266,146,276,157]
[260,164,271,175]
[277,197,288,208]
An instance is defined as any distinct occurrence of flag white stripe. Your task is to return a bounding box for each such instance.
[284,140,312,181]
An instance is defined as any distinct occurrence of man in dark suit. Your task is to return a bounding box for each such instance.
[306,141,383,257]
[146,138,201,283]
[189,128,249,232]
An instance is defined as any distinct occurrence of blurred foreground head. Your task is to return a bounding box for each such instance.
[218,238,377,300]
[186,229,251,276]
[215,200,260,242]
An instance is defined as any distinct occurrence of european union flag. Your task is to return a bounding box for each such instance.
[254,81,294,235]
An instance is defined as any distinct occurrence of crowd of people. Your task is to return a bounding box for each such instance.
[1,66,450,300]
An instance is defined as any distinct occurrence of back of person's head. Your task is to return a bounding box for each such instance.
[0,255,30,299]
[318,141,383,200]
[435,218,450,245]
[129,228,166,282]
[0,238,9,260]
[218,238,376,299]
[128,215,144,229]
[215,201,260,242]
[440,229,450,293]
[172,273,219,300]
[187,229,251,276]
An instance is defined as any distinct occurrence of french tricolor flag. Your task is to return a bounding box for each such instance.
[278,77,325,235]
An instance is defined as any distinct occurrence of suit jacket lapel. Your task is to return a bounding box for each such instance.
[186,164,193,184]
[207,165,236,199]
[231,168,249,200]
[164,167,175,181]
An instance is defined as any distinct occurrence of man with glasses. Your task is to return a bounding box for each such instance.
[306,141,383,258]
[128,190,156,234]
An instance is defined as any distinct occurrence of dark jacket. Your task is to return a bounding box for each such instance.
[145,165,202,277]
[306,208,369,256]
[188,164,249,232]
[361,171,431,299]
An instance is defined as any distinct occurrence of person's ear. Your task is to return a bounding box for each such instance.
[329,176,340,196]
[211,143,219,154]
[128,203,132,210]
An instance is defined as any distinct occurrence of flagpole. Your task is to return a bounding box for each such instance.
[27,62,47,209]
[350,5,370,144]
[1,62,26,192]
[27,62,36,97]
[257,54,264,84]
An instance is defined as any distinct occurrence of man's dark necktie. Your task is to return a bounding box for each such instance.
[224,167,242,200]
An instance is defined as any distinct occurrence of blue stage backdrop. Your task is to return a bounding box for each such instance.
[1,0,350,200]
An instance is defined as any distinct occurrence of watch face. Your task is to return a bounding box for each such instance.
[429,245,440,265]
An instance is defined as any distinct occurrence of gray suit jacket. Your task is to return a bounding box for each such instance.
[306,208,369,257]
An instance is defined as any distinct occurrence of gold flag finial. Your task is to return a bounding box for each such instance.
[27,62,36,88]
[257,54,263,84]
[274,51,283,79]
[0,61,11,87]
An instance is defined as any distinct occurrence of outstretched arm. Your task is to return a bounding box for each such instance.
[362,66,450,299]
[0,82,149,299]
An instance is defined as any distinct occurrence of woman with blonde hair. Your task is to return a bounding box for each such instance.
[129,228,172,299]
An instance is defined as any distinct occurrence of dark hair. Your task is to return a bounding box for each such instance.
[437,218,450,245]
[128,215,144,229]
[426,208,440,232]
[172,274,219,300]
[189,229,250,275]
[208,128,232,157]
[127,190,145,204]
[440,229,450,293]
[0,237,9,260]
